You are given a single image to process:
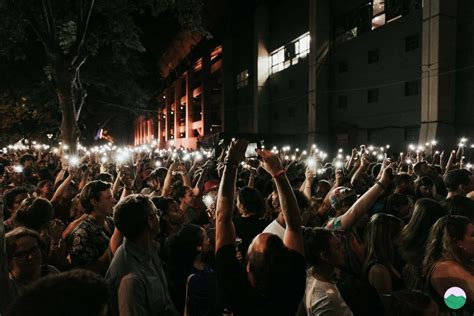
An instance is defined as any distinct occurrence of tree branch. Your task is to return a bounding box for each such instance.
[71,0,95,67]
[41,0,51,37]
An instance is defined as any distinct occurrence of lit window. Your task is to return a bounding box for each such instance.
[236,69,249,90]
[270,32,310,75]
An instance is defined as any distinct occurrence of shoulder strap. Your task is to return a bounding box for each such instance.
[183,273,196,316]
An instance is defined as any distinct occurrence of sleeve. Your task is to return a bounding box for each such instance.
[69,227,94,266]
[118,275,148,316]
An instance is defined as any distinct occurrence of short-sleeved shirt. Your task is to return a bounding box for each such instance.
[68,215,111,267]
[216,244,306,316]
[305,270,353,316]
[106,239,177,316]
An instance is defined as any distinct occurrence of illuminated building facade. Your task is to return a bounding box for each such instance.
[134,0,474,150]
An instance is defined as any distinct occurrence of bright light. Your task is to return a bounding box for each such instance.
[195,153,203,161]
[408,144,415,150]
[302,150,307,155]
[100,156,108,164]
[466,163,472,170]
[461,137,468,143]
[183,154,190,161]
[405,159,412,164]
[400,152,403,156]
[335,161,344,169]
[69,156,80,167]
[63,144,69,150]
[431,140,437,146]
[312,144,316,149]
[338,149,343,153]
[377,154,384,161]
[386,145,390,149]
[203,195,214,208]
[155,161,162,167]
[13,165,23,173]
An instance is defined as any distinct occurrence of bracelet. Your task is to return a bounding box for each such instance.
[272,169,286,178]
[375,181,387,191]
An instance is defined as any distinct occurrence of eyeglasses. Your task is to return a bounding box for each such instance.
[13,246,41,261]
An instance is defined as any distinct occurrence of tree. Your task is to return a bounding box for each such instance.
[0,0,206,151]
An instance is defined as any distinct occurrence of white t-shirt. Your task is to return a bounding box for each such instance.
[262,219,285,240]
[305,270,353,316]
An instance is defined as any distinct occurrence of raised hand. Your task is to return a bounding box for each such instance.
[226,139,248,165]
[256,149,284,177]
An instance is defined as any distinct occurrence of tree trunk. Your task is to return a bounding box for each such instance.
[54,61,79,153]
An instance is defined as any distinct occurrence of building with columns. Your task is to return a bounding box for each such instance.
[134,0,474,151]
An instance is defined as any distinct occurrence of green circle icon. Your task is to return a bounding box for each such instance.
[444,287,467,310]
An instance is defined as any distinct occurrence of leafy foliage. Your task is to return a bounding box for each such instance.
[0,0,205,145]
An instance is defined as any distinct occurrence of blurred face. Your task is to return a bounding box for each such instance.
[458,223,474,259]
[148,205,160,237]
[11,193,29,214]
[418,185,432,197]
[200,228,211,253]
[10,236,42,280]
[39,183,53,199]
[93,189,115,216]
[182,188,194,208]
[271,191,280,211]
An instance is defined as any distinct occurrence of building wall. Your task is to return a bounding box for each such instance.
[329,11,422,149]
[456,0,474,137]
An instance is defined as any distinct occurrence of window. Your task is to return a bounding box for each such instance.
[368,88,379,103]
[338,61,348,73]
[270,32,310,75]
[405,34,419,51]
[405,127,419,142]
[404,80,420,96]
[368,48,379,64]
[338,95,348,109]
[236,70,249,90]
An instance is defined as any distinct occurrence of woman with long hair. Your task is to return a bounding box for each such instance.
[166,224,215,316]
[400,198,447,290]
[364,213,405,315]
[423,216,474,311]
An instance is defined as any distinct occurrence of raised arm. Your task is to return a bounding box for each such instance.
[215,140,247,252]
[161,162,178,197]
[336,166,392,231]
[51,167,78,204]
[258,150,304,255]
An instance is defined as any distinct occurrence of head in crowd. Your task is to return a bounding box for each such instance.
[394,173,415,196]
[364,213,404,271]
[390,290,439,316]
[6,227,44,283]
[167,224,210,275]
[14,197,54,232]
[444,195,474,222]
[7,269,109,316]
[315,180,331,199]
[237,186,265,217]
[413,161,432,178]
[80,180,114,215]
[114,194,160,241]
[423,215,474,276]
[246,233,298,299]
[3,186,30,217]
[328,186,357,217]
[147,167,168,191]
[172,184,194,210]
[96,172,113,183]
[19,154,35,168]
[36,180,54,200]
[400,198,447,264]
[444,169,474,196]
[294,189,310,214]
[384,193,413,222]
[304,228,344,270]
[153,196,185,237]
[415,176,434,199]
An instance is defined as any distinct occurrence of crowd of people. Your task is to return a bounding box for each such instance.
[0,138,473,315]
